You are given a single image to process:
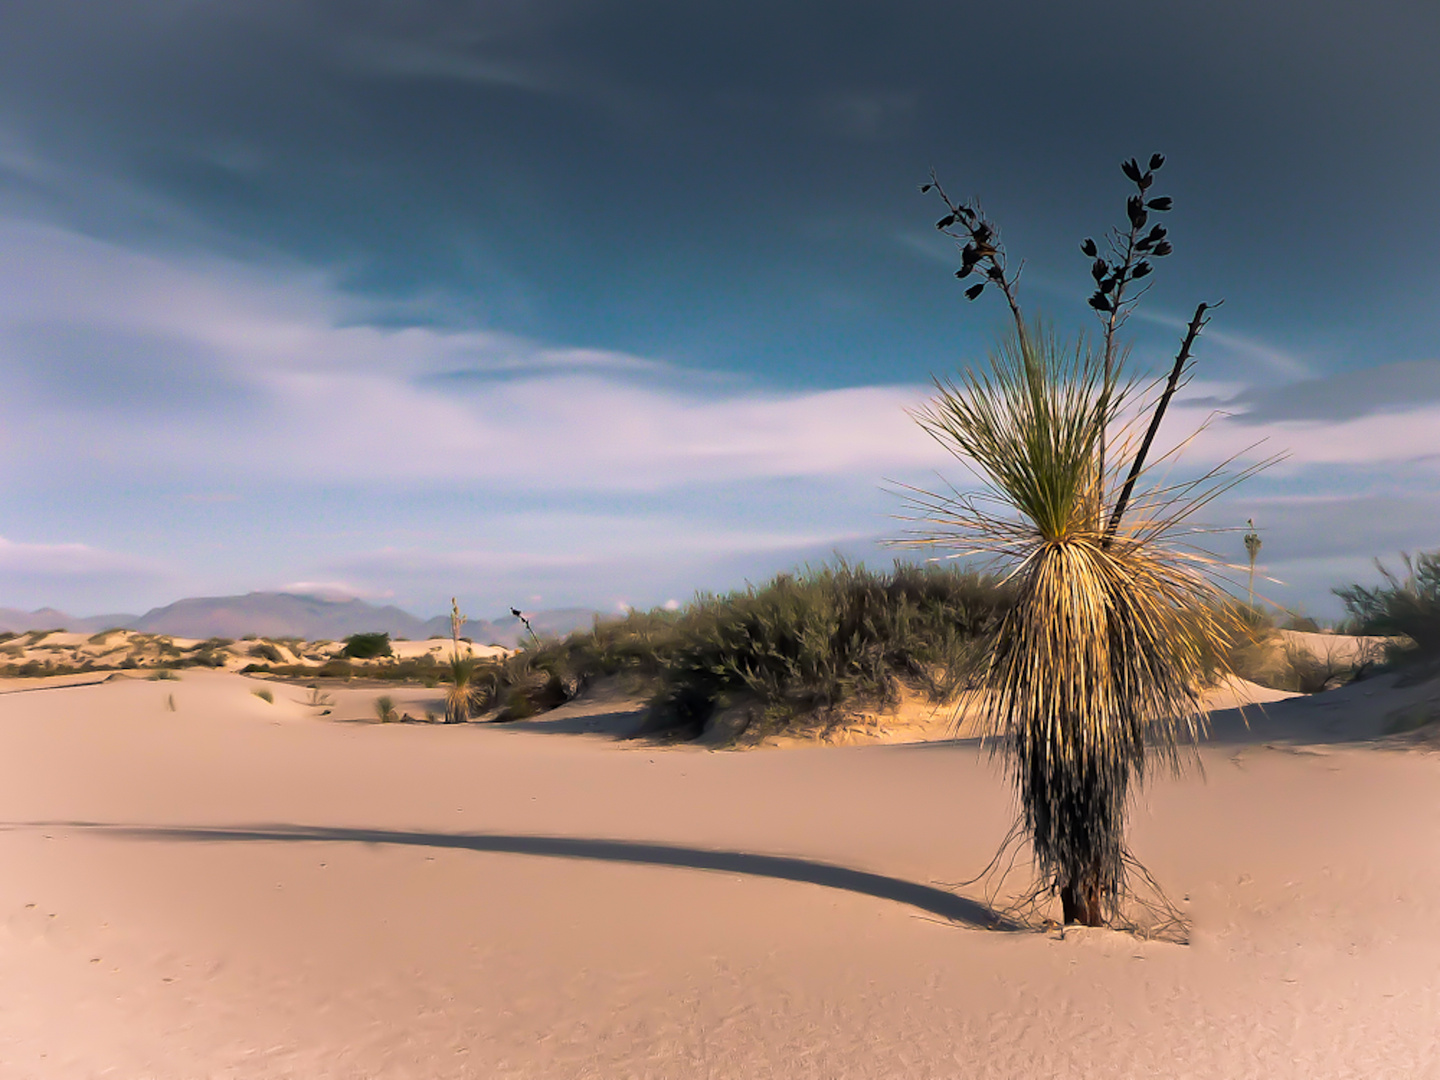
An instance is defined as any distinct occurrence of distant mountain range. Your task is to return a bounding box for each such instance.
[0,592,600,646]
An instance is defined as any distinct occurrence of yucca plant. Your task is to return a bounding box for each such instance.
[910,328,1235,925]
[913,154,1263,928]
[444,598,476,724]
[445,654,478,723]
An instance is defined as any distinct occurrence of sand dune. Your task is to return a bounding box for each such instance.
[2,669,1439,1077]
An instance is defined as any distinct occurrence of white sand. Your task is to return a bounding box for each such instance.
[2,669,1439,1078]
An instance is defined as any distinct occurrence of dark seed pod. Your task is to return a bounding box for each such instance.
[955,266,972,279]
[1149,152,1165,170]
[1088,293,1112,312]
[986,264,1005,281]
[964,282,986,300]
[920,183,932,193]
[1135,237,1152,253]
[1153,241,1173,257]
[1147,224,1166,242]
[1091,257,1107,282]
[1139,173,1153,191]
[1100,277,1116,295]
[936,214,956,230]
[973,223,992,243]
[1132,261,1152,278]
[1127,196,1147,230]
[1147,197,1173,211]
[961,244,980,268]
[1121,158,1142,183]
[1081,238,1098,257]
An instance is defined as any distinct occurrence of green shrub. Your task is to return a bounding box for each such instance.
[646,561,1007,736]
[252,687,274,704]
[1336,550,1440,663]
[181,639,231,668]
[248,642,284,663]
[477,561,1009,737]
[342,632,392,659]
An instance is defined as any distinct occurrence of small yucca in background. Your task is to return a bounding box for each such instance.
[445,655,477,724]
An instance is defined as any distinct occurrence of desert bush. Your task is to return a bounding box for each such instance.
[342,632,392,659]
[238,657,440,682]
[252,687,274,704]
[374,695,398,723]
[647,562,1007,736]
[248,642,284,663]
[181,639,232,668]
[1335,550,1440,663]
[476,562,1008,733]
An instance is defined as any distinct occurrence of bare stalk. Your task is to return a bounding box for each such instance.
[1103,302,1214,545]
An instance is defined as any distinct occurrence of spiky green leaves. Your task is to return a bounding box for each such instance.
[915,325,1113,543]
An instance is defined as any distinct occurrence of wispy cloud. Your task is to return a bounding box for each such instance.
[1130,308,1314,381]
[0,219,949,489]
[0,218,1434,618]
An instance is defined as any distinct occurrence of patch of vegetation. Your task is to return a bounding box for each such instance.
[342,632,393,659]
[178,638,233,668]
[87,628,127,645]
[1336,550,1440,665]
[252,687,274,704]
[248,641,284,663]
[374,695,398,723]
[147,668,179,681]
[242,656,439,681]
[1,659,93,678]
[478,562,1010,738]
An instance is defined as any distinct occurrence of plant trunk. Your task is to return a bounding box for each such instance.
[1060,877,1104,927]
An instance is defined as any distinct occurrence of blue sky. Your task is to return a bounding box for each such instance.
[0,0,1437,620]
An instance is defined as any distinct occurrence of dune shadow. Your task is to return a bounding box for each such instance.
[25,821,1015,930]
[491,704,652,738]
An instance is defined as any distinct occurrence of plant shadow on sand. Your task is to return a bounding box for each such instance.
[18,822,1016,931]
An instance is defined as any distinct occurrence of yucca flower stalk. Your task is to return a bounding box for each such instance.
[908,325,1237,926]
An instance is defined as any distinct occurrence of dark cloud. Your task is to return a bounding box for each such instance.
[0,1,1437,388]
[1224,360,1440,424]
